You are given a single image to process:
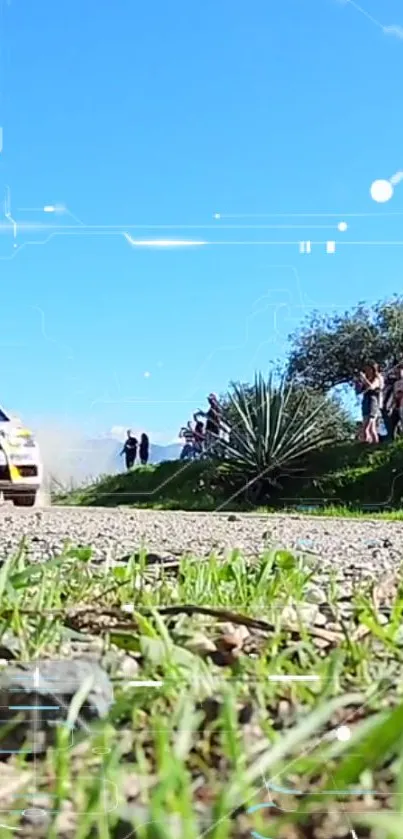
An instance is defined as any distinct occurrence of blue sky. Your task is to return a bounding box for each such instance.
[1,0,403,442]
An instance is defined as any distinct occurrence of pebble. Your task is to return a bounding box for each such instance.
[282,604,327,626]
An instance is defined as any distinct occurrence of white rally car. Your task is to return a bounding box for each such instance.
[0,406,43,506]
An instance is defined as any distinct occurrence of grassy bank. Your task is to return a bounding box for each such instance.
[54,460,230,510]
[54,439,403,516]
[1,542,403,837]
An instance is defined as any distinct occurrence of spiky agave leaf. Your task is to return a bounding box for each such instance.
[224,374,334,479]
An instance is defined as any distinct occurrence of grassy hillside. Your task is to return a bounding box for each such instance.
[54,438,403,514]
[54,460,233,510]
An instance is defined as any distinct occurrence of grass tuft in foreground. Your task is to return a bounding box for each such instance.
[0,544,402,837]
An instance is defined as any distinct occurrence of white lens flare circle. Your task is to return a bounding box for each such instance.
[370,179,394,203]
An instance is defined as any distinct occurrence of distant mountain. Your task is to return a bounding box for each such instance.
[150,442,182,463]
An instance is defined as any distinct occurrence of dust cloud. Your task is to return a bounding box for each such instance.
[32,422,121,492]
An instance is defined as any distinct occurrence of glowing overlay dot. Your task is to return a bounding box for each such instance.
[370,179,394,203]
[335,725,351,742]
[23,808,47,819]
[338,221,348,232]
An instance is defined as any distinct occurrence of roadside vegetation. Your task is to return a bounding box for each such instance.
[54,437,403,517]
[54,296,403,516]
[0,542,403,838]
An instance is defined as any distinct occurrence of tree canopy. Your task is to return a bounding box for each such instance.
[287,296,403,392]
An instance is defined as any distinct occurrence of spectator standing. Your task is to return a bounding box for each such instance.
[139,433,150,465]
[356,364,383,444]
[194,393,221,456]
[179,422,195,460]
[120,429,138,470]
[392,363,403,436]
[381,365,398,439]
[219,418,231,457]
[193,420,204,458]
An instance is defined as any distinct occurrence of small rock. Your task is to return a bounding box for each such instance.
[119,655,139,679]
[215,624,250,651]
[120,551,167,565]
[272,699,295,730]
[238,702,253,724]
[185,633,217,656]
[0,659,114,755]
[198,697,221,723]
[104,650,139,679]
[122,773,141,800]
[313,612,327,627]
[216,622,249,639]
[216,634,240,652]
[312,637,331,650]
[53,800,77,835]
[282,604,327,627]
[210,649,240,666]
[227,514,238,522]
[296,538,316,552]
[306,586,327,604]
[377,614,389,626]
[0,631,20,660]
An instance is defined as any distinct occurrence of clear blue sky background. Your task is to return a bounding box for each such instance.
[1,0,403,441]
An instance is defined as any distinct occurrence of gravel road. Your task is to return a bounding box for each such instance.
[0,505,401,582]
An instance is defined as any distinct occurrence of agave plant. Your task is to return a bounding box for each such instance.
[222,374,335,501]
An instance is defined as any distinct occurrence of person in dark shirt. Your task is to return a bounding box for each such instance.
[193,420,204,458]
[179,422,194,460]
[120,429,138,470]
[139,433,150,465]
[382,361,403,440]
[194,393,221,455]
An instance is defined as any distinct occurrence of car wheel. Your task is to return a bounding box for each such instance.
[13,492,37,508]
